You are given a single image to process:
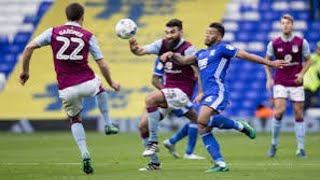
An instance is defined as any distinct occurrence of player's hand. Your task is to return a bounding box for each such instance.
[129,38,139,53]
[160,52,173,62]
[19,72,29,86]
[294,73,303,84]
[266,78,274,92]
[111,81,121,91]
[193,92,204,104]
[269,60,289,69]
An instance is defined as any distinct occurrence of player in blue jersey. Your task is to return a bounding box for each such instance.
[160,22,288,172]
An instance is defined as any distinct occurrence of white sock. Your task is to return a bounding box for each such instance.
[294,121,305,150]
[71,123,89,158]
[271,118,281,146]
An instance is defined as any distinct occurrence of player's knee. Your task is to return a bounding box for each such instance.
[145,95,156,107]
[198,122,208,134]
[70,116,82,125]
[274,110,285,120]
[295,113,304,121]
[185,109,197,122]
[138,122,148,133]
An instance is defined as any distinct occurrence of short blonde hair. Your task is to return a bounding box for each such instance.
[281,14,294,23]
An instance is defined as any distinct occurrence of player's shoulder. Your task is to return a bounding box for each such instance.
[218,42,236,51]
[183,39,193,46]
[271,36,283,44]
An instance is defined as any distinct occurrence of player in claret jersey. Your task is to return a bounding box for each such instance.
[19,2,121,174]
[129,19,201,171]
[264,14,311,158]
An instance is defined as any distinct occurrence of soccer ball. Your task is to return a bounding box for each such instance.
[115,18,137,39]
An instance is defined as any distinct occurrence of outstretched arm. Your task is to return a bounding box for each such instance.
[236,49,288,68]
[264,55,274,92]
[96,59,121,91]
[160,52,197,65]
[20,41,40,85]
[129,38,148,56]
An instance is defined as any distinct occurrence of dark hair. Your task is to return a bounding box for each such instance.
[65,2,84,21]
[209,22,225,37]
[166,19,183,30]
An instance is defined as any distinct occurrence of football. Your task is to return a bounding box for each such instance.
[115,18,137,39]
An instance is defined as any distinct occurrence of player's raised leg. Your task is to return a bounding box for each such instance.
[138,110,161,171]
[96,90,119,135]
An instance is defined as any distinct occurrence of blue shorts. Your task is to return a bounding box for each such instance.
[201,93,229,112]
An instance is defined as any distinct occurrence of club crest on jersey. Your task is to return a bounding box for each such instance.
[165,62,173,70]
[198,58,208,70]
[225,44,235,50]
[156,61,163,70]
[210,50,216,56]
[292,45,299,53]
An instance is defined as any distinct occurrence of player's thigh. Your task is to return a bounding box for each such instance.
[62,97,83,118]
[288,86,305,102]
[273,98,287,113]
[145,90,167,107]
[161,88,190,109]
[273,85,288,99]
[292,101,304,118]
[78,76,102,97]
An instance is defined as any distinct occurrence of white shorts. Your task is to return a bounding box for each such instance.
[160,88,193,117]
[58,76,102,117]
[273,84,305,102]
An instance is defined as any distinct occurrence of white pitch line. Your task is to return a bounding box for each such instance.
[0,162,320,166]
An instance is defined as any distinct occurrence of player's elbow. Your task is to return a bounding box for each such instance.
[24,43,37,52]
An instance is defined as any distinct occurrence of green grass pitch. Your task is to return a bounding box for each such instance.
[0,131,319,180]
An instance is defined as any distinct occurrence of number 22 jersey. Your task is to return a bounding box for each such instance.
[34,22,103,90]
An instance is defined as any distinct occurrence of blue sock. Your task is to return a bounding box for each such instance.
[186,123,198,155]
[96,91,111,126]
[201,132,224,162]
[169,123,188,144]
[147,107,160,142]
[142,137,160,164]
[208,114,240,130]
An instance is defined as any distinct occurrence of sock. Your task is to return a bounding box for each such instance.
[147,107,160,142]
[71,123,89,158]
[142,137,160,164]
[201,132,224,163]
[208,114,242,130]
[294,121,305,150]
[186,123,198,155]
[169,123,188,144]
[271,118,282,146]
[97,91,111,126]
